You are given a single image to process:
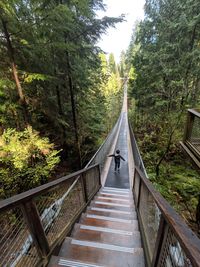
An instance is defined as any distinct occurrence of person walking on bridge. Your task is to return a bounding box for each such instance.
[108,149,125,172]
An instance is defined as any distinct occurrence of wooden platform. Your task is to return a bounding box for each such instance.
[48,187,145,267]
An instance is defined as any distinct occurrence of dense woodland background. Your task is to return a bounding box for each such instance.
[0,0,125,198]
[0,0,200,235]
[127,0,200,234]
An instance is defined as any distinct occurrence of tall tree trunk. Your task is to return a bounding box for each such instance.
[56,85,67,142]
[1,18,30,126]
[183,23,198,102]
[66,52,82,168]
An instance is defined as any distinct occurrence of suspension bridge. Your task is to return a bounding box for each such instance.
[0,83,200,267]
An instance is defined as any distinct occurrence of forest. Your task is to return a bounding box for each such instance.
[0,0,125,198]
[0,0,200,235]
[127,0,200,234]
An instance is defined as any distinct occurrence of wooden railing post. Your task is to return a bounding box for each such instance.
[81,173,88,203]
[133,167,136,190]
[97,164,102,187]
[22,201,50,263]
[184,110,194,141]
[137,177,142,209]
[151,215,166,267]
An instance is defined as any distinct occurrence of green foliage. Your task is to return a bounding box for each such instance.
[99,53,123,133]
[127,0,200,230]
[0,0,124,182]
[0,127,60,198]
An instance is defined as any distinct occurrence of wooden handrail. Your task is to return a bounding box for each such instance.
[188,109,200,119]
[0,163,101,267]
[135,166,200,266]
[0,163,99,212]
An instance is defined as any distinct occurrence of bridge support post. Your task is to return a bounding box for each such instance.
[97,164,101,187]
[22,201,50,264]
[183,110,194,141]
[81,173,88,203]
[151,215,167,267]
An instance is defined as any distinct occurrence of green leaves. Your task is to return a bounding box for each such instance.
[23,73,48,83]
[0,127,60,197]
[0,0,124,194]
[127,0,200,230]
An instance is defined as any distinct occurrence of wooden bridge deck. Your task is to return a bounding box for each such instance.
[48,187,144,267]
[105,111,130,189]
[47,97,144,266]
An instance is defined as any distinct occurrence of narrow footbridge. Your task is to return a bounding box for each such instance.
[0,89,200,267]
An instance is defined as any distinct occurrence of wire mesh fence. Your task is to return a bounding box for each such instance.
[133,167,200,267]
[0,206,40,267]
[129,122,148,178]
[86,114,122,171]
[0,164,100,267]
[158,227,192,267]
[83,166,100,200]
[138,182,161,261]
[35,177,84,246]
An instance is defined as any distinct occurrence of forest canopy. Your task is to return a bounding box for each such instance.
[0,0,125,198]
[127,0,200,233]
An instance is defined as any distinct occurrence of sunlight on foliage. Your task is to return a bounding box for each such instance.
[0,127,60,198]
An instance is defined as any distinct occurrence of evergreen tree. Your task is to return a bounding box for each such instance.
[0,0,124,195]
[127,0,200,232]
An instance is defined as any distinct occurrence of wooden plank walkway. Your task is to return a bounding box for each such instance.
[105,112,130,189]
[47,98,145,266]
[48,187,145,267]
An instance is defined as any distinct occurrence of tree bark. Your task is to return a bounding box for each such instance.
[1,18,30,126]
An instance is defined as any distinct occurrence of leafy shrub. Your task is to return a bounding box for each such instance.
[0,127,60,198]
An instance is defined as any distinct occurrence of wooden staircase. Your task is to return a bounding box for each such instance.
[48,187,145,267]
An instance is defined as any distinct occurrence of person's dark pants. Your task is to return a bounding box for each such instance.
[115,160,120,171]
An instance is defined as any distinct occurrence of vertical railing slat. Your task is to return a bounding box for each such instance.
[151,215,166,267]
[22,201,50,261]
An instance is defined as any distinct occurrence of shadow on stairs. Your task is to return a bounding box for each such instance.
[48,187,145,267]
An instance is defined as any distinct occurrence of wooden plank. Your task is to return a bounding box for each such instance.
[90,201,133,211]
[87,207,137,219]
[79,214,139,231]
[58,238,144,267]
[72,224,141,248]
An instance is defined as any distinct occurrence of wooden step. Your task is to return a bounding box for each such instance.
[87,207,137,220]
[100,188,132,196]
[79,214,139,231]
[96,192,133,200]
[57,237,144,267]
[103,187,131,193]
[48,186,144,267]
[90,200,134,212]
[48,255,106,267]
[94,196,134,205]
[71,223,142,248]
